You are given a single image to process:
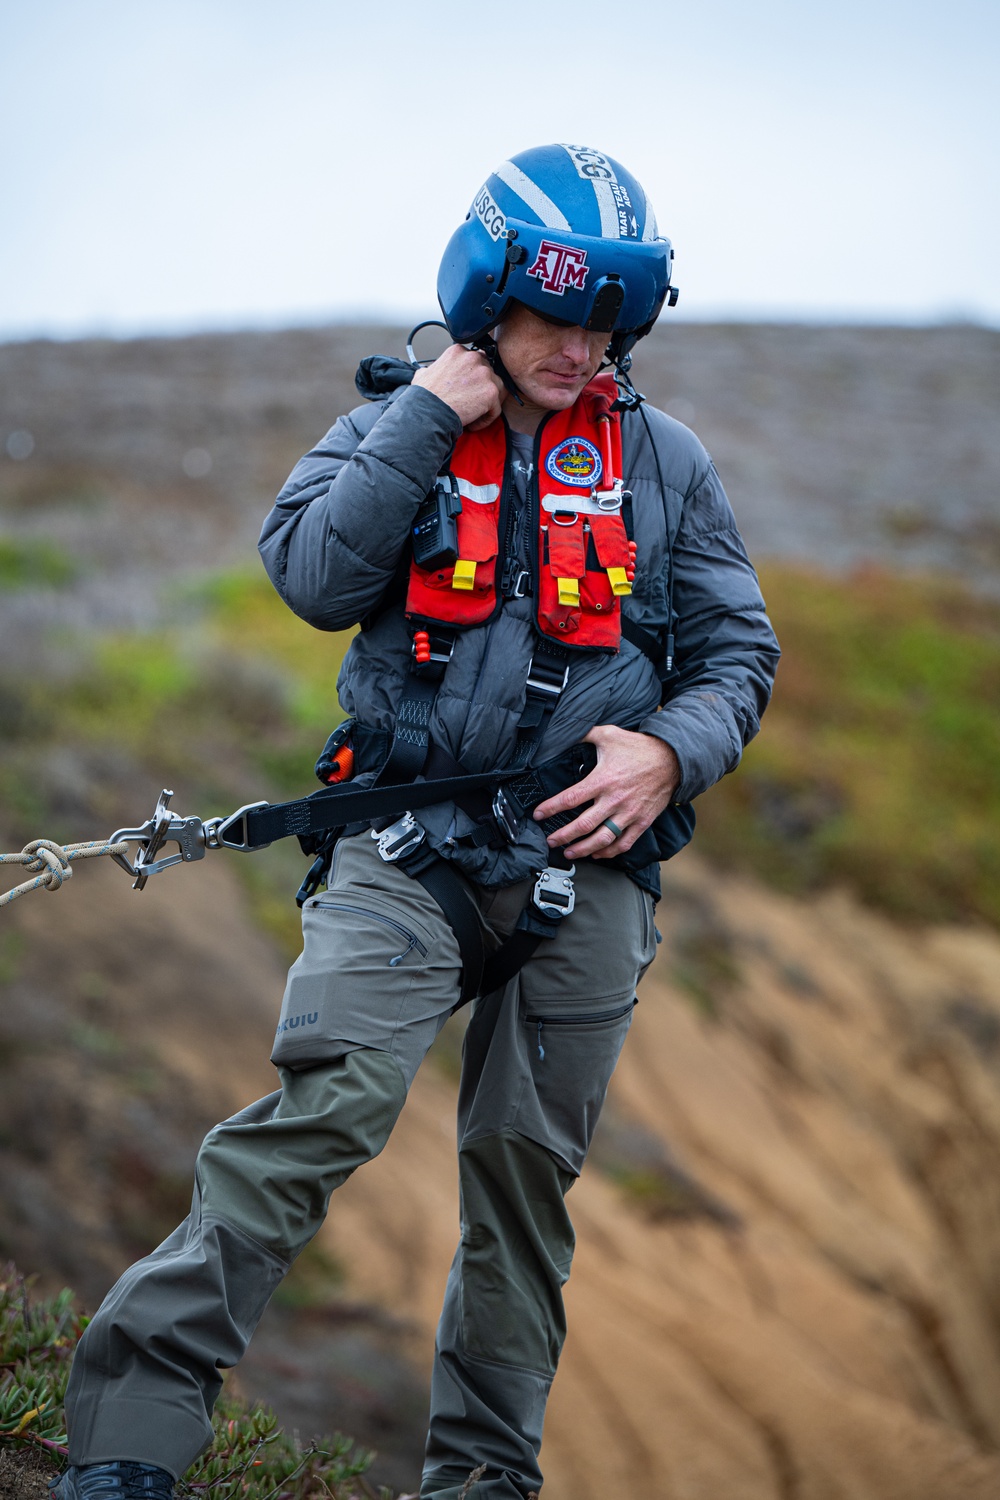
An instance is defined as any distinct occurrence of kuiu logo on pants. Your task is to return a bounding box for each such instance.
[275,1012,318,1035]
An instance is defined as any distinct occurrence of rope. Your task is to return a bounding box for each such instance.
[0,838,130,909]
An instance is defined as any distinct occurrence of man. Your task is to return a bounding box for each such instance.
[57,144,779,1500]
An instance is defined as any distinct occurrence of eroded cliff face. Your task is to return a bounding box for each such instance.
[3,848,1000,1499]
[315,852,1000,1499]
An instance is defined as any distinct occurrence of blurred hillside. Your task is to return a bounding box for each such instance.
[2,321,999,645]
[2,322,1000,1498]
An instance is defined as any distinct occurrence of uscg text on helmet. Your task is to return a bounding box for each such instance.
[562,144,618,182]
[474,185,507,241]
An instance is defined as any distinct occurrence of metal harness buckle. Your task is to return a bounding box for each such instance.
[491,787,519,845]
[373,812,426,863]
[525,657,569,701]
[532,864,576,918]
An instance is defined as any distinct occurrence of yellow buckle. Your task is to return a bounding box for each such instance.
[557,577,580,607]
[452,559,477,591]
[606,566,631,597]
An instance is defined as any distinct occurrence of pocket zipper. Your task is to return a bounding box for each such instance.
[312,900,428,966]
[524,999,637,1060]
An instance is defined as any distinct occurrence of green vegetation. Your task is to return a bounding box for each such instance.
[0,537,76,590]
[0,1263,390,1499]
[4,559,1000,934]
[695,564,1000,926]
[606,1166,725,1222]
[193,569,355,738]
[0,569,352,956]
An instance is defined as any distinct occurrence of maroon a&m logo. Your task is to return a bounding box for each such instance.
[526,240,589,296]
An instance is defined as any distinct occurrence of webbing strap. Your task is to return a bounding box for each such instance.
[372,674,438,785]
[401,849,486,1004]
[620,614,666,669]
[241,767,524,850]
[479,913,558,997]
[402,850,562,1006]
[242,740,600,854]
[511,638,570,764]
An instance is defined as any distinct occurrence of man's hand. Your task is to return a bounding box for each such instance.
[411,344,504,431]
[533,725,682,861]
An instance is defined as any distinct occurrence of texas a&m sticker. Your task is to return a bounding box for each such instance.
[526,239,590,296]
[545,437,603,488]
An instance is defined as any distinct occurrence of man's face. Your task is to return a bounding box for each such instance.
[494,303,610,411]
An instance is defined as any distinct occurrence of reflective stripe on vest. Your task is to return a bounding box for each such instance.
[405,373,634,650]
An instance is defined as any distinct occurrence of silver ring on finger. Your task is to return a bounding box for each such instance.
[602,818,624,839]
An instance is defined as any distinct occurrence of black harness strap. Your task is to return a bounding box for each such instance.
[237,766,528,851]
[478,889,566,997]
[620,614,666,670]
[359,742,597,1004]
[372,673,438,785]
[393,842,486,1004]
[511,638,570,765]
[422,741,497,842]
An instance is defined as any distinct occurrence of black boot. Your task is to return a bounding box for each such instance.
[50,1463,174,1499]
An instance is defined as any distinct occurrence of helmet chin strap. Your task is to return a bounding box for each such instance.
[472,331,525,407]
[602,347,646,413]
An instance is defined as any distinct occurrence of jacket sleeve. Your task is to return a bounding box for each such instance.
[635,416,781,802]
[257,384,464,631]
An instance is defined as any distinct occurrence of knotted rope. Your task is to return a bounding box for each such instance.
[0,838,130,909]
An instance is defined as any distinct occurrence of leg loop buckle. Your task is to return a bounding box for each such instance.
[532,864,576,918]
[373,812,426,863]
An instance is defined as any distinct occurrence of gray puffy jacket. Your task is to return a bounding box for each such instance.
[258,378,779,886]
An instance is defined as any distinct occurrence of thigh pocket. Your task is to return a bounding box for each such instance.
[310,899,429,968]
[526,999,637,1061]
[271,896,443,1071]
[518,998,636,1175]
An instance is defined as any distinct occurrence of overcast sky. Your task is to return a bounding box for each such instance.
[1,0,997,340]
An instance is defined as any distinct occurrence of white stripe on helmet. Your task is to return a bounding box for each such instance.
[493,161,571,230]
[559,143,629,239]
[591,178,622,238]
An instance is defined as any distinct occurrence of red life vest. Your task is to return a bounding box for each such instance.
[405,374,635,651]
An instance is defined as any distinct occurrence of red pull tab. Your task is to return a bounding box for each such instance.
[597,413,615,486]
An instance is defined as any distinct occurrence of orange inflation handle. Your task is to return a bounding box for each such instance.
[325,745,355,784]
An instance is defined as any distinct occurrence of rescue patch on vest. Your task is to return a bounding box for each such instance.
[545,436,602,488]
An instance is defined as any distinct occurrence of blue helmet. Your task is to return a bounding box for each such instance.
[438,143,676,354]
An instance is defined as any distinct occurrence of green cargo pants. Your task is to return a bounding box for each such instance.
[64,832,656,1500]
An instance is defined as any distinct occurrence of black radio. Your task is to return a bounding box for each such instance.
[412,474,463,571]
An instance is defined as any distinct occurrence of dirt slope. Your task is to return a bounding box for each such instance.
[312,853,1000,1499]
[0,855,282,1298]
